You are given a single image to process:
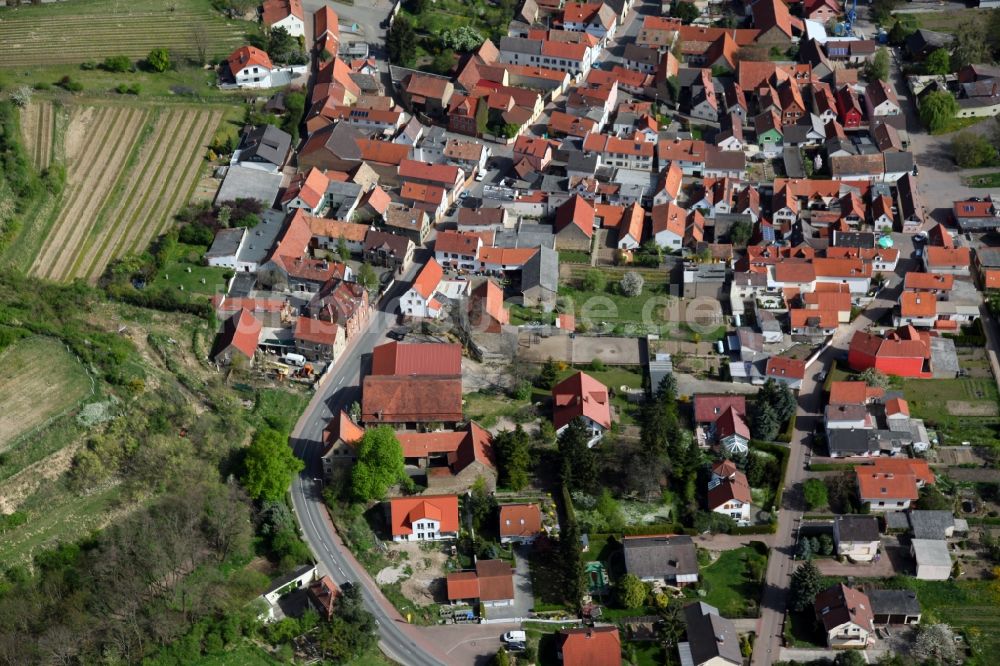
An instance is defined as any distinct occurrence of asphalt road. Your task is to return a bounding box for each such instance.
[289,261,454,666]
[750,279,901,665]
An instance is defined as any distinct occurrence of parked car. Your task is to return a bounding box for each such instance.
[475,171,486,182]
[502,631,526,644]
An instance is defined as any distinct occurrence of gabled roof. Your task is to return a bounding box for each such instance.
[472,279,510,326]
[212,308,262,361]
[708,461,751,509]
[389,495,460,536]
[623,534,698,579]
[751,0,795,38]
[904,273,954,291]
[555,195,595,238]
[436,230,483,256]
[362,375,463,423]
[694,395,747,423]
[829,381,884,406]
[651,202,688,238]
[552,371,612,431]
[228,45,273,73]
[408,258,444,300]
[262,0,303,26]
[557,627,621,666]
[766,356,806,380]
[684,602,742,666]
[925,245,971,268]
[294,316,340,346]
[815,584,874,633]
[371,340,462,376]
[499,503,543,538]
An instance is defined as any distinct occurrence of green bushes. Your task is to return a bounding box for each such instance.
[750,440,790,511]
[115,83,141,95]
[56,75,84,92]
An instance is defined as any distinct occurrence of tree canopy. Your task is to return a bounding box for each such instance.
[387,18,417,67]
[619,573,647,608]
[864,47,890,82]
[924,48,951,75]
[146,48,171,72]
[494,425,532,491]
[558,418,598,492]
[241,428,305,502]
[919,91,958,133]
[351,426,406,501]
[789,559,823,612]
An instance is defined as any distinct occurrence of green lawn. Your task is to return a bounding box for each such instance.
[149,242,231,300]
[906,8,994,34]
[463,390,536,429]
[400,0,515,43]
[783,609,826,648]
[191,645,283,666]
[555,365,644,425]
[964,173,1000,189]
[891,578,1000,665]
[699,546,767,618]
[0,336,93,450]
[900,377,1000,446]
[624,643,664,666]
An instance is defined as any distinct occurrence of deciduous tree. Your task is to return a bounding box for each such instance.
[803,478,829,510]
[619,573,647,608]
[146,48,171,72]
[241,428,304,502]
[925,48,951,75]
[864,47,890,82]
[619,271,644,297]
[919,91,958,133]
[351,426,405,501]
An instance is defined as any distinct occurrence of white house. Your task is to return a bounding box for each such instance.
[227,46,276,89]
[833,515,880,562]
[401,258,444,319]
[707,460,752,524]
[651,202,686,250]
[911,539,952,580]
[263,0,305,37]
[388,495,459,543]
[552,372,613,448]
[205,228,247,270]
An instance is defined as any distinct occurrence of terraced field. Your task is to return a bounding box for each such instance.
[27,104,223,282]
[18,101,55,170]
[0,0,249,67]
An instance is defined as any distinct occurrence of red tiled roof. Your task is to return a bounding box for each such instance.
[362,376,463,424]
[555,195,595,238]
[904,273,954,291]
[436,230,483,256]
[371,340,462,376]
[695,395,747,423]
[409,258,444,300]
[398,159,460,186]
[294,316,340,346]
[389,495,460,536]
[552,371,612,430]
[446,571,480,600]
[476,559,514,601]
[925,246,971,268]
[774,262,816,283]
[984,270,1000,290]
[828,381,884,406]
[766,356,806,380]
[401,181,446,206]
[885,397,909,416]
[860,457,934,484]
[651,201,687,238]
[323,410,365,449]
[472,279,510,326]
[499,503,543,538]
[900,291,937,318]
[715,405,750,442]
[558,627,621,666]
[814,584,874,634]
[214,308,262,361]
[708,463,752,509]
[262,0,303,26]
[227,46,273,74]
[790,308,839,329]
[313,5,339,40]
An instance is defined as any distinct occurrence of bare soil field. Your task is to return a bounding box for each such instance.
[0,337,93,450]
[24,103,222,282]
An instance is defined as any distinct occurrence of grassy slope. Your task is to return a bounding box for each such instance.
[0,336,93,449]
[901,377,1000,446]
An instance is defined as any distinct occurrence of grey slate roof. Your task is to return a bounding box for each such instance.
[835,515,880,542]
[884,511,911,531]
[909,511,955,540]
[237,124,291,168]
[522,246,558,294]
[782,146,806,179]
[206,227,246,259]
[868,589,921,618]
[215,165,283,206]
[623,535,698,580]
[883,151,914,174]
[683,602,741,666]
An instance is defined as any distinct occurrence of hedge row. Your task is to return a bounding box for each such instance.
[776,412,797,443]
[751,440,791,510]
